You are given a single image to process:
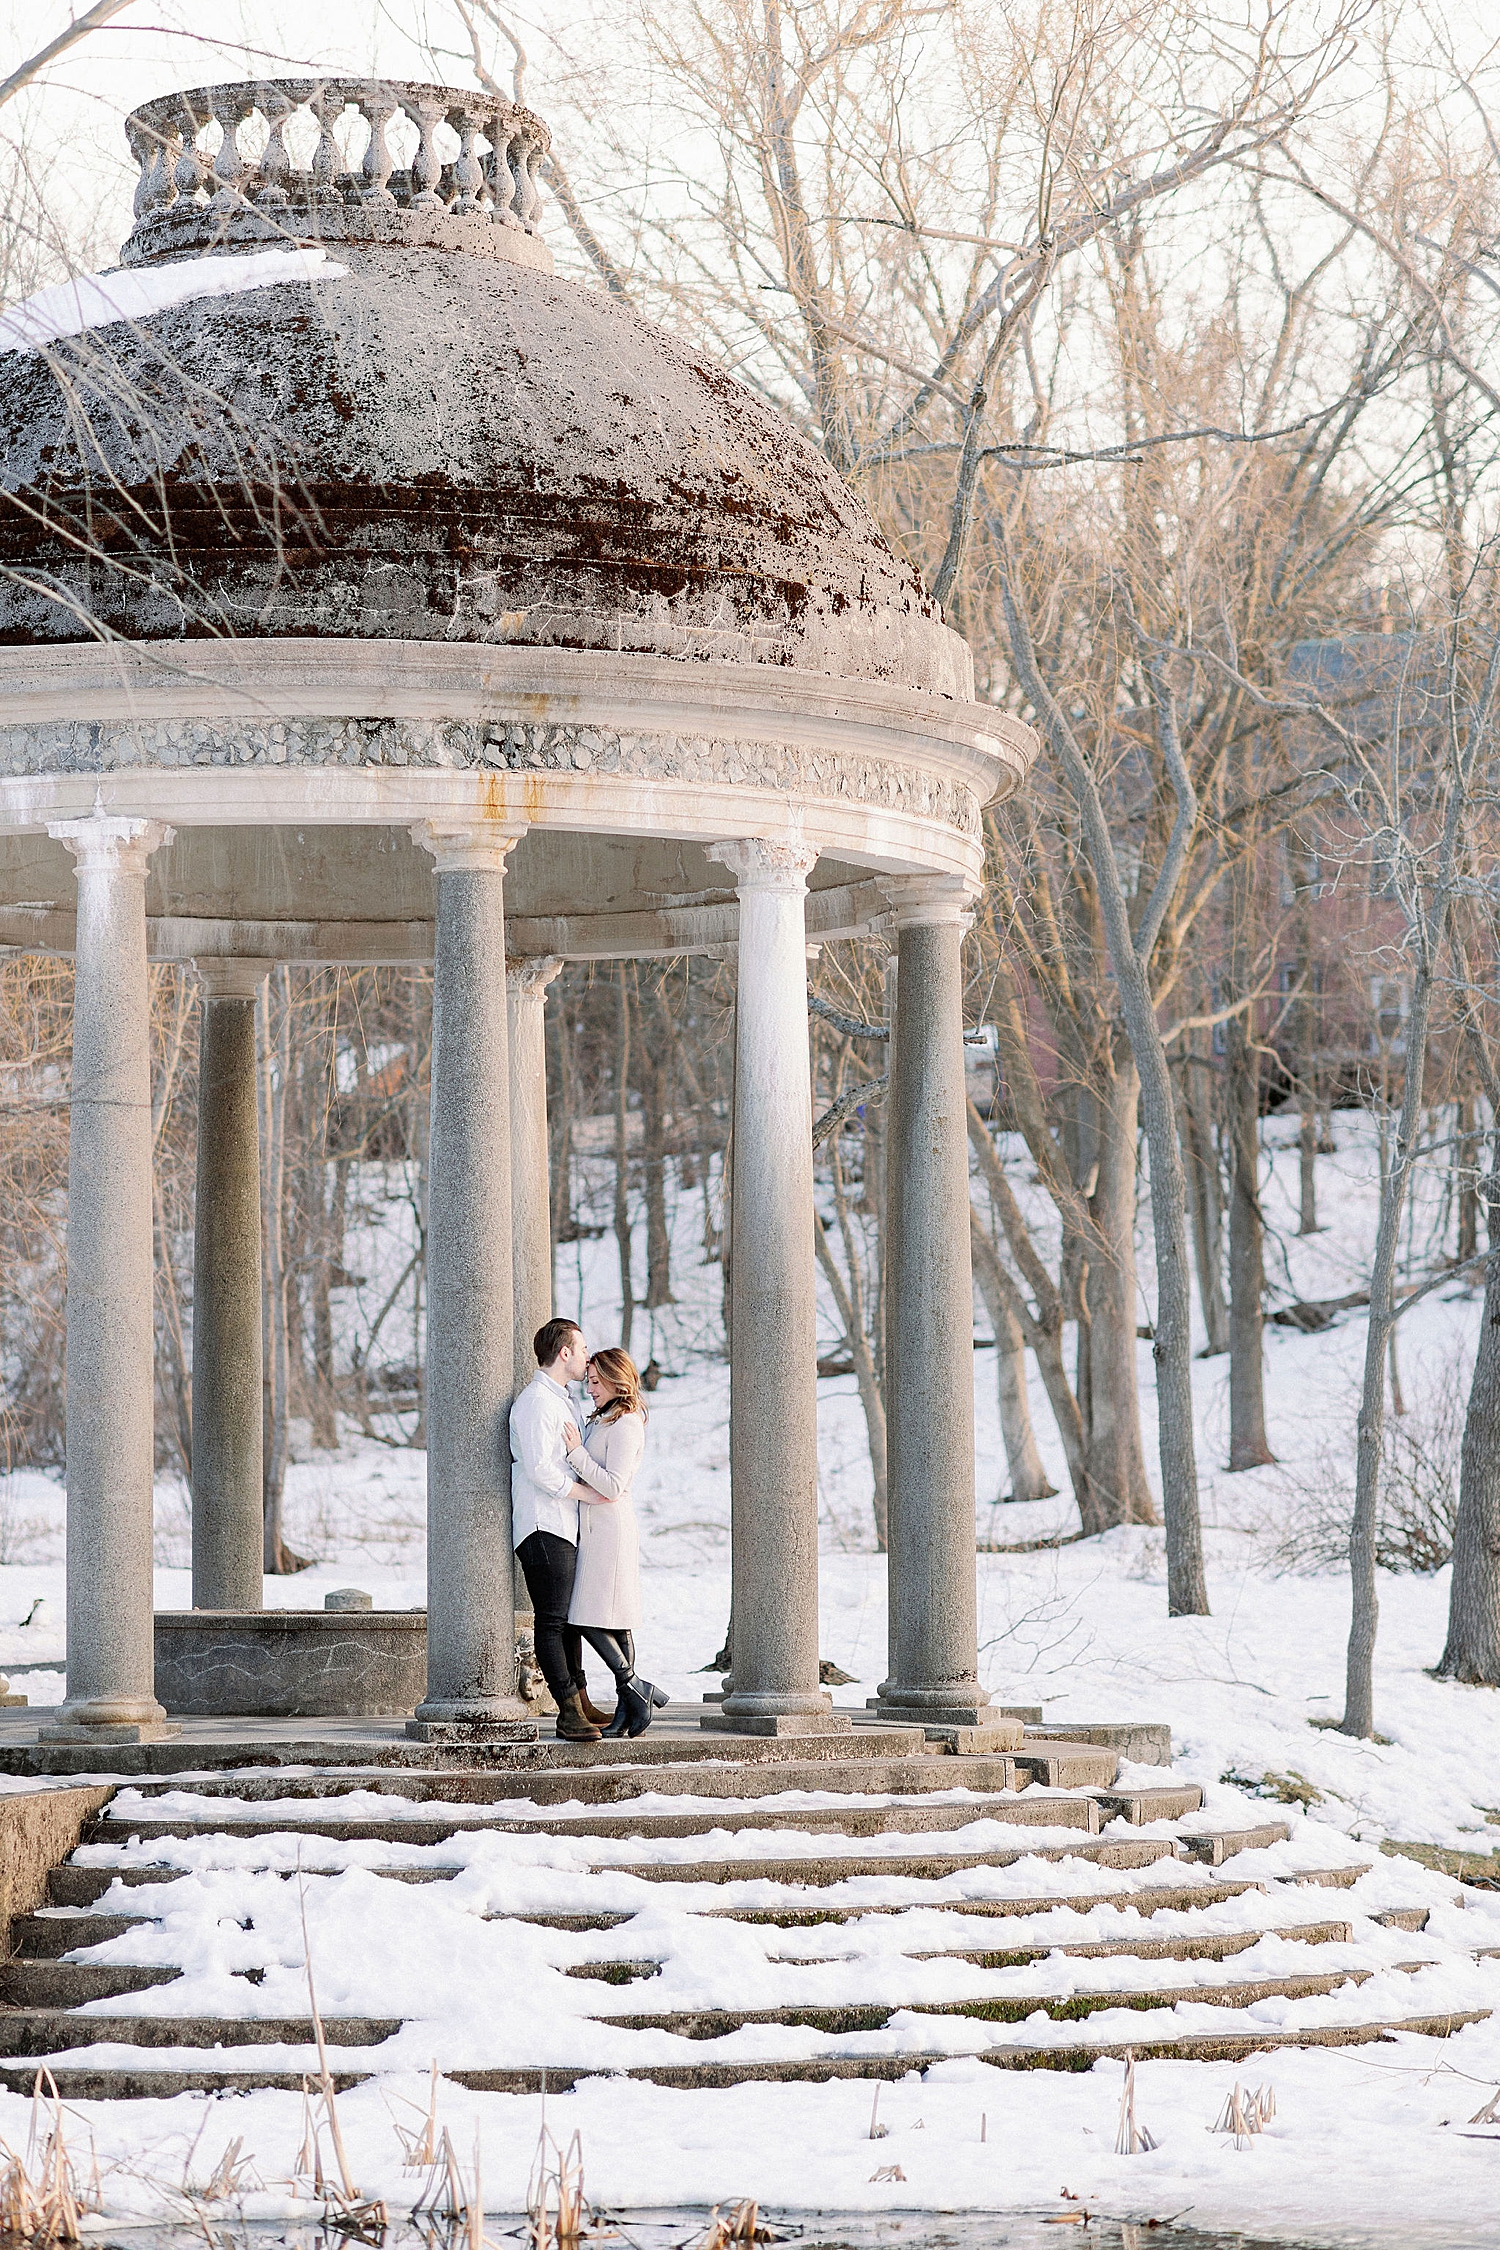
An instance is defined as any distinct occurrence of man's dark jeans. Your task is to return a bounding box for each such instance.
[516,1529,578,1702]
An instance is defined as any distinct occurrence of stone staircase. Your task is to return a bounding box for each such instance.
[1,1720,1494,2101]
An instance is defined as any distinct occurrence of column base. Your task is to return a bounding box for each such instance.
[868,1692,1020,1746]
[701,1691,852,1737]
[407,1699,538,1744]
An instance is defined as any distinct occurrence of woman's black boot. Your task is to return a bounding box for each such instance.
[623,1677,670,1738]
[601,1685,633,1738]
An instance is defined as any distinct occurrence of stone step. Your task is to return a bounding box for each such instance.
[528,1835,1185,1890]
[1375,1906,1431,1932]
[1094,1785,1204,1825]
[894,1920,1357,1967]
[6,1726,936,1785]
[1023,1723,1172,1766]
[593,1966,1381,2037]
[49,1866,183,1908]
[0,2010,400,2058]
[0,2008,1485,2103]
[1289,1865,1373,1890]
[444,2011,1492,2092]
[509,1877,1268,1931]
[117,1752,1022,1810]
[95,1790,1101,1848]
[570,1925,1357,1979]
[1013,1746,1118,1789]
[1179,1824,1292,1864]
[0,1961,182,2007]
[12,1912,161,1958]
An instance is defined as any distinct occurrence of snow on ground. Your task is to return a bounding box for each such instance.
[0,1114,1497,2239]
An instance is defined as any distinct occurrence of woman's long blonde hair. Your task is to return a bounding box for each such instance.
[587,1346,646,1424]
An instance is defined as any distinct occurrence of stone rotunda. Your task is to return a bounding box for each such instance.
[0,77,1035,1746]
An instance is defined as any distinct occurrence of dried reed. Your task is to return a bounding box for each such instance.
[1114,2052,1159,2156]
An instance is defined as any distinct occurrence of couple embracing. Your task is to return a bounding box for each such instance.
[509,1317,669,1744]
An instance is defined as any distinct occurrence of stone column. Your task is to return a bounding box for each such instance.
[875,879,1004,1736]
[191,959,268,1612]
[507,956,563,1392]
[408,824,537,1742]
[43,817,178,1744]
[705,839,841,1735]
[506,953,562,1704]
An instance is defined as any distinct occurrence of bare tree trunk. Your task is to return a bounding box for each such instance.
[614,967,635,1353]
[642,1001,675,1311]
[310,1154,343,1450]
[966,1109,1092,1528]
[1343,622,1497,1733]
[971,1235,1055,1502]
[997,563,1207,1610]
[1225,808,1273,1468]
[1438,1137,1500,1683]
[1081,1054,1156,1527]
[813,1192,888,1549]
[1457,1092,1480,1263]
[549,982,577,1283]
[1177,1046,1229,1354]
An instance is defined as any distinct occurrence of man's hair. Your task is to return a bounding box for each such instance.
[534,1317,583,1369]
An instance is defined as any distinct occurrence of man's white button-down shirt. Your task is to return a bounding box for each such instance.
[510,1369,581,1547]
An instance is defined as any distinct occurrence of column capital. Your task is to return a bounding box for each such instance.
[195,957,271,1000]
[49,815,173,872]
[709,838,818,894]
[411,820,525,873]
[506,953,564,998]
[879,873,979,929]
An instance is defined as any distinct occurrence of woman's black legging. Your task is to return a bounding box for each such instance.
[564,1625,636,1684]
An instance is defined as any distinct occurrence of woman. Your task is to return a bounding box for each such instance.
[562,1346,669,1738]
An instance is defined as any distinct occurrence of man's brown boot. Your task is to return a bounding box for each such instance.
[556,1690,602,1743]
[573,1680,614,1727]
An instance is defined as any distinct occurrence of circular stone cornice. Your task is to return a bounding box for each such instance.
[0,639,1033,810]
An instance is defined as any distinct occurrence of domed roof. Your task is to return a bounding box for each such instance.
[0,78,968,699]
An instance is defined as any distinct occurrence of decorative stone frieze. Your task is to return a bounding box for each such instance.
[0,719,983,840]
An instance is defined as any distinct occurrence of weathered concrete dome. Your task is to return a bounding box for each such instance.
[0,79,965,698]
[0,79,1033,970]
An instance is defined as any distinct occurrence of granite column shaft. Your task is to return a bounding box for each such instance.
[191,959,268,1612]
[409,824,536,1740]
[708,838,838,1734]
[47,817,176,1743]
[877,885,1000,1733]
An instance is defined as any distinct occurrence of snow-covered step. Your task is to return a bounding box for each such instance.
[444,2010,1494,2093]
[901,1918,1357,1966]
[0,2010,399,2058]
[515,1875,1271,1930]
[588,1966,1393,2037]
[0,1961,182,2007]
[96,1789,1105,1846]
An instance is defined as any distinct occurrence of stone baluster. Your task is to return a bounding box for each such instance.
[172,97,209,206]
[256,88,293,207]
[127,121,159,222]
[451,105,485,213]
[406,92,445,207]
[309,85,343,201]
[488,124,520,228]
[359,91,398,204]
[210,89,250,208]
[516,132,544,231]
[136,120,179,218]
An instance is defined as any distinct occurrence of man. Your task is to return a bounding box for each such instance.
[510,1316,599,1743]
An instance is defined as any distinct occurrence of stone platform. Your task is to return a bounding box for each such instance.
[153,1608,427,1718]
[0,1701,1169,1779]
